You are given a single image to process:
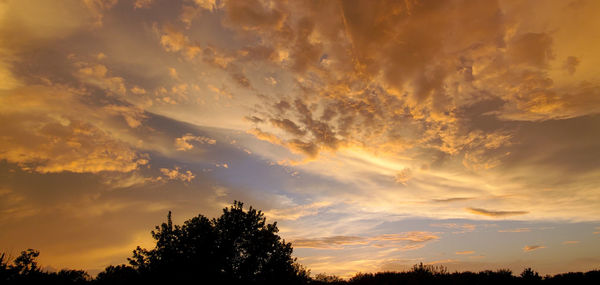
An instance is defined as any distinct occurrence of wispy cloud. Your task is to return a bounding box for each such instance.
[293,232,439,250]
[466,208,529,218]
[498,228,531,233]
[264,201,331,221]
[523,245,546,252]
[292,236,368,249]
[430,223,476,233]
[432,197,473,203]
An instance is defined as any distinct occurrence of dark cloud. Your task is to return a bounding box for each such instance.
[508,33,554,67]
[563,56,580,75]
[466,207,529,217]
[270,118,306,136]
[244,115,264,123]
[432,197,474,203]
[292,232,439,250]
[292,236,367,249]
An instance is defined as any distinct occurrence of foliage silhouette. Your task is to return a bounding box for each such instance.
[120,201,309,284]
[0,249,89,284]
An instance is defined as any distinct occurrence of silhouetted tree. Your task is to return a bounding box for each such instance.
[127,201,309,284]
[0,249,89,284]
[94,264,138,284]
[521,267,542,284]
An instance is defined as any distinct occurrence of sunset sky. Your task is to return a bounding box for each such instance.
[1,0,600,277]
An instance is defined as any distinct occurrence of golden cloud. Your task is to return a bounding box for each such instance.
[0,85,147,173]
[430,223,476,233]
[175,133,216,151]
[159,167,195,182]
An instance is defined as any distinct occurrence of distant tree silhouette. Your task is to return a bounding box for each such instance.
[312,273,344,284]
[12,249,40,276]
[124,201,309,284]
[0,249,89,284]
[521,267,542,284]
[94,264,138,284]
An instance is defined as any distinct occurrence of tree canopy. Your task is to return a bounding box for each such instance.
[117,201,308,284]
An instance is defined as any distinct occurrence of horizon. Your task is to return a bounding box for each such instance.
[1,0,599,278]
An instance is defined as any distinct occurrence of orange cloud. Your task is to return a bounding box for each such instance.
[133,0,153,9]
[0,85,147,173]
[175,133,216,151]
[159,167,195,182]
[76,63,126,95]
[430,223,476,233]
[523,245,545,252]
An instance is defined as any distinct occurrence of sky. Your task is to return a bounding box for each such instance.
[1,0,599,278]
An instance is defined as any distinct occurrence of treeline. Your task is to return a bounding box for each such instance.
[312,264,600,285]
[3,252,600,285]
[2,202,599,284]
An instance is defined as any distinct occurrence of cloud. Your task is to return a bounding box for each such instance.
[370,232,440,249]
[175,133,216,151]
[498,228,531,233]
[523,245,545,252]
[455,251,475,255]
[292,236,368,249]
[247,128,283,145]
[264,201,331,221]
[211,0,600,166]
[432,197,473,203]
[292,231,439,250]
[133,0,153,9]
[158,26,202,59]
[562,56,580,75]
[394,168,412,185]
[430,223,476,233]
[76,63,127,95]
[562,241,579,245]
[104,105,147,128]
[270,118,306,136]
[244,116,264,123]
[82,0,118,26]
[466,208,529,218]
[0,85,148,174]
[159,167,195,182]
